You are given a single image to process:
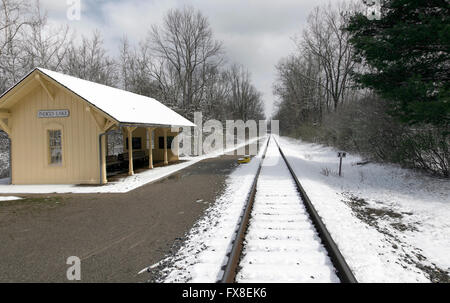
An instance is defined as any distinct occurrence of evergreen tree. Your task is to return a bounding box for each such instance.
[346,0,449,127]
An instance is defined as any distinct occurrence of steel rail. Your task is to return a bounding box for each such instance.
[218,136,271,283]
[273,137,358,283]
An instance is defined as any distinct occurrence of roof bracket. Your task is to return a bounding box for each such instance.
[0,118,11,136]
[35,74,55,102]
[89,108,106,130]
[103,119,116,132]
[88,107,117,132]
[0,110,11,119]
[125,126,137,133]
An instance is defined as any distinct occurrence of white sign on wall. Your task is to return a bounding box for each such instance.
[38,110,70,118]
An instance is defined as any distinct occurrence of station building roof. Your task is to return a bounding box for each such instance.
[0,68,196,128]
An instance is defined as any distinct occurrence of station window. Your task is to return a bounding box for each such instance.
[48,129,62,165]
[126,137,142,150]
[159,136,174,149]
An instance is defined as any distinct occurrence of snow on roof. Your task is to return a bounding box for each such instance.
[37,68,196,128]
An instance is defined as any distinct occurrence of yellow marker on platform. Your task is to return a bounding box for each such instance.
[238,156,251,164]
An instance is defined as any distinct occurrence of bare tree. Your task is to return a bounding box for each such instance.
[226,64,265,121]
[148,6,223,117]
[0,0,29,54]
[22,2,71,71]
[0,2,264,125]
[300,2,358,111]
[0,0,34,91]
[62,31,118,86]
[0,0,71,92]
[273,54,323,134]
[201,66,230,121]
[119,36,160,97]
[274,1,362,137]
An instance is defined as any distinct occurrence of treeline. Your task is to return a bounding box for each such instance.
[0,1,265,123]
[273,0,449,177]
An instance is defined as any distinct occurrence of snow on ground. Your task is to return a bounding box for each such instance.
[0,196,22,201]
[276,135,450,283]
[148,137,269,282]
[0,137,261,194]
[236,138,338,283]
[153,135,448,283]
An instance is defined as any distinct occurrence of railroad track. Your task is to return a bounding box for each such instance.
[219,135,357,283]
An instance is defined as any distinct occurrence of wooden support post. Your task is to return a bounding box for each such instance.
[105,134,109,157]
[163,128,168,165]
[147,128,154,169]
[101,135,107,184]
[126,127,137,176]
[173,128,180,160]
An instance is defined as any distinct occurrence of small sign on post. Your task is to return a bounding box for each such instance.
[337,151,346,177]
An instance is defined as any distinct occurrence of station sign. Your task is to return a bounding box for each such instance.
[38,110,70,118]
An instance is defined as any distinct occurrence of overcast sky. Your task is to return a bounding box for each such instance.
[40,0,332,117]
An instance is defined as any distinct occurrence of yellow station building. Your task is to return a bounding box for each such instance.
[0,68,195,185]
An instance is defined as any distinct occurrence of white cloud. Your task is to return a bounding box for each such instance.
[40,0,331,117]
[39,0,68,13]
